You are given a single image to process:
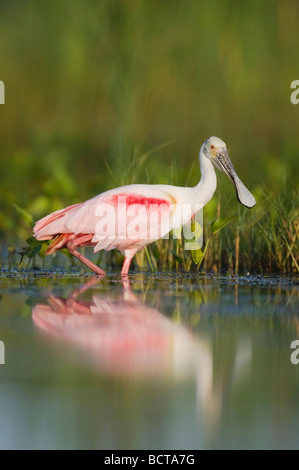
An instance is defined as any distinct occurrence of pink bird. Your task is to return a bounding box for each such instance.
[34,137,256,275]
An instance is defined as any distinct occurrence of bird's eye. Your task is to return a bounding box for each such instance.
[210,145,215,150]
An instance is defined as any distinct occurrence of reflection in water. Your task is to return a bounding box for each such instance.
[32,278,253,433]
[32,279,204,378]
[0,274,296,449]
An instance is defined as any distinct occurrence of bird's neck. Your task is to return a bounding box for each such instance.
[192,149,217,205]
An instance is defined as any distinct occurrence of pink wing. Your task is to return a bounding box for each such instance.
[34,186,176,252]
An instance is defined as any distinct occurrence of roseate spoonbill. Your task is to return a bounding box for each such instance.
[34,136,256,275]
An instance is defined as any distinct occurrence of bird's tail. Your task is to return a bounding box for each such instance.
[34,203,80,241]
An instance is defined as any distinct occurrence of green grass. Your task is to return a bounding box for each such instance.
[2,146,298,275]
[0,0,298,273]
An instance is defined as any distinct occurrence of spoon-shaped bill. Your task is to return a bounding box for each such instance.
[214,149,256,208]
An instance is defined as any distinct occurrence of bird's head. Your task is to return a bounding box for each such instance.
[201,136,256,208]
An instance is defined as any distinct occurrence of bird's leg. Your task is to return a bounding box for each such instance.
[121,275,131,290]
[66,241,106,275]
[121,256,133,276]
[121,275,138,302]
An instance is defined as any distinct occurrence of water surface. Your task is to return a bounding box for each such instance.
[0,272,298,449]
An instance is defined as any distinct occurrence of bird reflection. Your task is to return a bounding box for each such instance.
[32,278,253,435]
[32,278,202,378]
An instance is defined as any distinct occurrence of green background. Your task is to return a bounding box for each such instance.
[0,0,298,272]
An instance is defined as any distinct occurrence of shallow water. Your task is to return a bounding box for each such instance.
[0,272,298,450]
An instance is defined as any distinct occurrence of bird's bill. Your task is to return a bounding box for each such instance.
[214,149,256,208]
